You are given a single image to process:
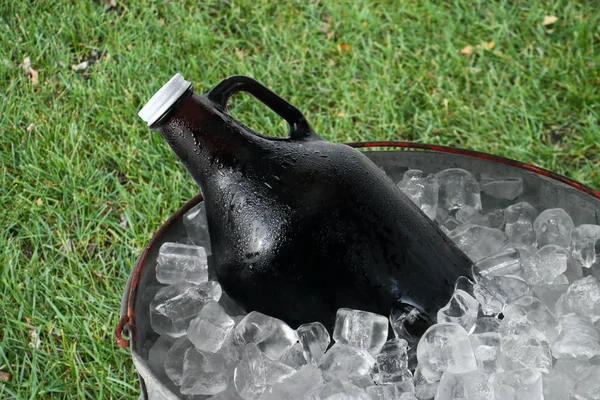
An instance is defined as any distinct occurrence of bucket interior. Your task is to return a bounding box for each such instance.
[124,145,600,397]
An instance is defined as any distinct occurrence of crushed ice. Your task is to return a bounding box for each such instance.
[144,167,600,399]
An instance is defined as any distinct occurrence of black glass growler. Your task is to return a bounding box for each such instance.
[138,74,473,335]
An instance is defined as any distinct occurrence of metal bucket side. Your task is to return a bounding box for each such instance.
[115,140,600,398]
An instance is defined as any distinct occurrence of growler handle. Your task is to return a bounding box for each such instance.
[207,75,317,140]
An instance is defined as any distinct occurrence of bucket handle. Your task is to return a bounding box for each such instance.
[207,75,318,141]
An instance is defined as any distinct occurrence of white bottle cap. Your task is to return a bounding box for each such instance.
[138,73,193,126]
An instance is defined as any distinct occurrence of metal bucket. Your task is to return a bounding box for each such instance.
[115,141,600,399]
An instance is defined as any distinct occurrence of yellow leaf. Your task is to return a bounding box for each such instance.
[36,198,42,206]
[235,50,245,60]
[477,41,496,50]
[543,16,558,26]
[21,56,39,85]
[337,112,346,117]
[460,45,473,55]
[71,61,89,71]
[339,43,352,51]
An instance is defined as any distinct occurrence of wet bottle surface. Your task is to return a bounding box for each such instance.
[139,74,474,336]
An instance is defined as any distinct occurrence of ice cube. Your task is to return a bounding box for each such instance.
[456,205,486,225]
[440,216,462,234]
[183,202,211,249]
[454,276,476,296]
[399,394,418,400]
[416,323,477,382]
[150,282,220,338]
[156,242,209,285]
[435,168,482,212]
[490,369,543,400]
[456,206,505,230]
[366,381,414,400]
[522,245,568,286]
[305,379,370,400]
[555,276,600,320]
[196,280,223,301]
[472,317,501,334]
[553,358,592,385]
[297,322,331,365]
[257,364,323,400]
[483,209,506,230]
[565,256,584,283]
[500,333,552,373]
[570,224,600,269]
[413,365,439,399]
[473,284,504,316]
[504,202,537,246]
[366,385,397,400]
[480,173,523,200]
[147,335,175,383]
[498,318,548,344]
[233,343,296,399]
[532,283,569,314]
[570,365,600,400]
[448,224,507,262]
[351,375,375,390]
[234,311,297,360]
[435,371,494,400]
[372,338,409,384]
[551,314,600,360]
[503,296,560,343]
[209,385,245,400]
[216,324,244,368]
[474,248,523,278]
[470,332,501,375]
[279,342,308,369]
[165,336,194,386]
[333,308,389,355]
[543,360,590,400]
[436,289,479,333]
[318,343,376,381]
[533,208,575,248]
[542,369,573,400]
[389,305,428,343]
[397,169,439,220]
[181,347,229,395]
[187,301,235,353]
[394,380,415,395]
[473,270,530,306]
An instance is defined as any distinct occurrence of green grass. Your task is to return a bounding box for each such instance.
[1,0,599,398]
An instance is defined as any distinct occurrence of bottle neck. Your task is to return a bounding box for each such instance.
[152,91,266,188]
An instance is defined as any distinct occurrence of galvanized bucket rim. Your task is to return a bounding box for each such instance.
[115,140,600,347]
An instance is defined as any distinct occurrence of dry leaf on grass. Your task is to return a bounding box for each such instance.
[543,16,558,26]
[35,198,42,206]
[0,371,12,383]
[120,213,128,228]
[27,123,35,132]
[339,43,352,51]
[29,330,40,349]
[321,17,331,33]
[21,57,39,85]
[71,61,89,71]
[337,112,346,117]
[460,45,474,55]
[235,50,245,60]
[477,41,496,50]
